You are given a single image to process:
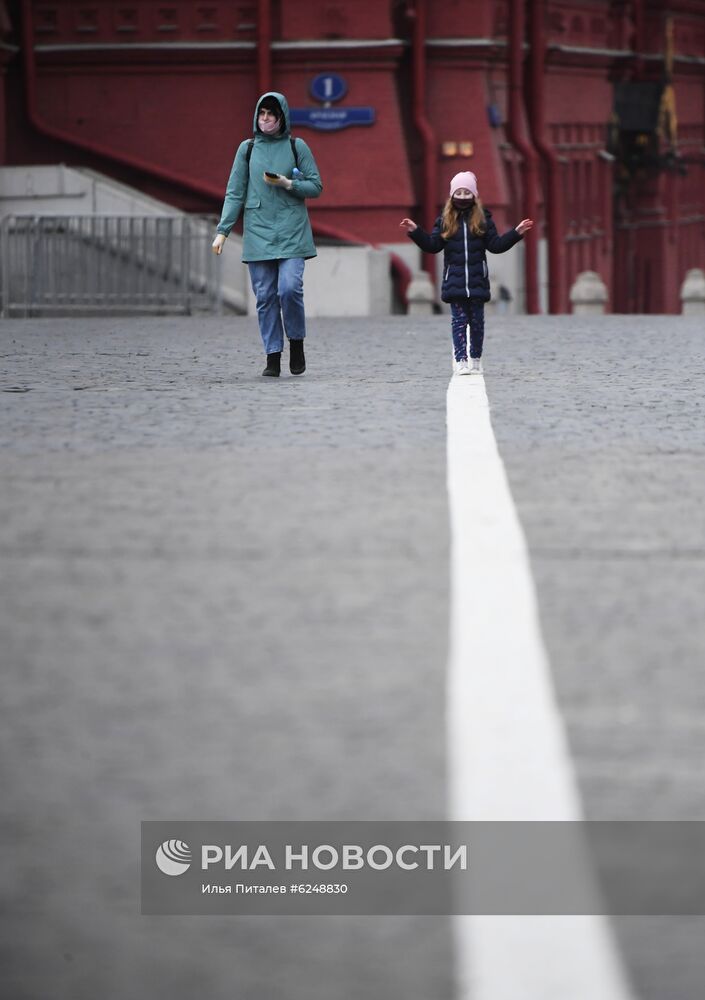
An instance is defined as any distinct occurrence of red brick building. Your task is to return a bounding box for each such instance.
[2,0,704,312]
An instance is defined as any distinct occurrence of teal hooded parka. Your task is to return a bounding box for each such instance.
[216,92,323,262]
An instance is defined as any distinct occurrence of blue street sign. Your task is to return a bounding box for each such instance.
[310,73,347,104]
[290,107,375,131]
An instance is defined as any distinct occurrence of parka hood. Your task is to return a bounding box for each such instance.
[253,92,291,136]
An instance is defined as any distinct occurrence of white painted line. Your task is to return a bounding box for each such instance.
[446,373,635,1000]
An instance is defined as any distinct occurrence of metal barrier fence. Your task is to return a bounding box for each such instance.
[0,215,222,317]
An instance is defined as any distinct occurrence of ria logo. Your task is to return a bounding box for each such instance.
[155,839,192,876]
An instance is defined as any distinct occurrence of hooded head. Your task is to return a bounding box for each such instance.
[253,92,291,137]
[449,171,478,200]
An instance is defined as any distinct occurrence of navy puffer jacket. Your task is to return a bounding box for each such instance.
[408,208,522,303]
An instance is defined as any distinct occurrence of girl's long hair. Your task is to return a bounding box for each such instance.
[441,196,485,240]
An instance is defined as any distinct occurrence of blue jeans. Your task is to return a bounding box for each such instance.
[248,258,306,355]
[450,299,485,360]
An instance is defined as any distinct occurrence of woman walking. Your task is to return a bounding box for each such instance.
[212,92,323,377]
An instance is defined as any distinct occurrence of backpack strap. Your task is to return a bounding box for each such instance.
[242,139,254,197]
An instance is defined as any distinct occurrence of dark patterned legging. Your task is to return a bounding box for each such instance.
[450,299,485,361]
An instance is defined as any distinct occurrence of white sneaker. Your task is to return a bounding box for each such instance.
[455,360,471,375]
[470,358,483,374]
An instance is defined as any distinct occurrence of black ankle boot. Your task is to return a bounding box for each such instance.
[262,352,281,377]
[288,338,306,375]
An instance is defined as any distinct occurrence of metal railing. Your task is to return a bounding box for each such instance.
[0,215,222,317]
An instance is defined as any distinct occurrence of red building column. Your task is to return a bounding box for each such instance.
[0,0,14,163]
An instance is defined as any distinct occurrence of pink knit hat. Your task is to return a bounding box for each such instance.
[449,171,478,198]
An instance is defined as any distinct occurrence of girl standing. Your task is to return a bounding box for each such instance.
[400,171,533,374]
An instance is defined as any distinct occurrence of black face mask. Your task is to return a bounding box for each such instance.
[452,197,474,210]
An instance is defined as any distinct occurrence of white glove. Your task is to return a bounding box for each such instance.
[264,172,293,190]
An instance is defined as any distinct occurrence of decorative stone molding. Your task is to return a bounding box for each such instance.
[569,270,608,315]
[680,268,705,316]
[406,271,435,316]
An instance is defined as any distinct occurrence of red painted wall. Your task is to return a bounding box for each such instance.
[2,0,704,313]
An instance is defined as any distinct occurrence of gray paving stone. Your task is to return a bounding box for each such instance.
[486,314,705,1000]
[1,317,453,1000]
[2,313,705,999]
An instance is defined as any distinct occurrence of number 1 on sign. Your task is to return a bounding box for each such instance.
[310,73,347,105]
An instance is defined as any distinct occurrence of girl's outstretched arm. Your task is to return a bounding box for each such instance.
[485,214,523,254]
[401,217,445,253]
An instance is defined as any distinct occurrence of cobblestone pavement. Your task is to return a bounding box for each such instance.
[485,315,705,1000]
[1,314,705,999]
[0,316,453,1000]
